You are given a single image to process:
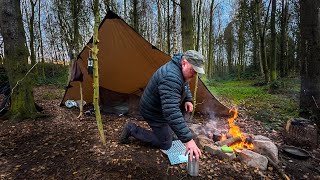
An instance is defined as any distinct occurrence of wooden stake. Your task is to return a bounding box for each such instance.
[77,81,83,118]
[190,74,199,121]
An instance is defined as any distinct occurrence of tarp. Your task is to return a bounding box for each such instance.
[61,10,231,117]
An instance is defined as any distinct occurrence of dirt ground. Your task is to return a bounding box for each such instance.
[0,85,319,180]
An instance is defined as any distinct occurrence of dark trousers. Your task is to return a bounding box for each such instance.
[128,121,173,150]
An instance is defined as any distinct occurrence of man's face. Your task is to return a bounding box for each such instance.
[182,59,197,81]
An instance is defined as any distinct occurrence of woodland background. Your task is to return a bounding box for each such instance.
[0,0,320,179]
[0,0,319,140]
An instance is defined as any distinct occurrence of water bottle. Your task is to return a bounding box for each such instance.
[187,155,199,176]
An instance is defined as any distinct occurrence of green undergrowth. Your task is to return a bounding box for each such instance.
[35,63,69,88]
[205,78,300,130]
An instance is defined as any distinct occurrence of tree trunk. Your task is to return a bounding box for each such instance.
[167,0,170,55]
[132,0,139,33]
[71,0,81,54]
[123,0,127,19]
[237,24,244,81]
[195,0,202,51]
[0,0,38,120]
[201,14,205,56]
[224,22,233,75]
[237,1,245,80]
[38,0,45,78]
[256,0,271,83]
[250,1,260,73]
[29,0,37,66]
[207,0,215,79]
[104,0,111,11]
[54,0,82,81]
[295,10,301,75]
[299,0,320,127]
[180,0,194,51]
[270,0,277,81]
[172,0,177,54]
[280,0,289,77]
[92,0,106,145]
[156,0,162,49]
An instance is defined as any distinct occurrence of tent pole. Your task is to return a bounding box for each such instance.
[190,74,199,121]
[77,81,83,118]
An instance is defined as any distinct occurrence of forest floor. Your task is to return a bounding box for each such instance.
[0,85,320,180]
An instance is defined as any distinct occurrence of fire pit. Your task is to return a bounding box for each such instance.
[190,109,279,171]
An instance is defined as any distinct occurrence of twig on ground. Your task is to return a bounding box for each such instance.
[266,156,290,180]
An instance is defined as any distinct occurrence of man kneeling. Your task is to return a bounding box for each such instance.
[119,50,204,160]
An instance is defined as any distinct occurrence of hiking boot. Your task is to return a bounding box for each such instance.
[119,122,133,144]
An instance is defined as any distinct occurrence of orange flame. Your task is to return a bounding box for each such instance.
[227,108,254,150]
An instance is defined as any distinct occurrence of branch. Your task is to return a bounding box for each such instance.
[170,0,180,7]
[213,2,221,12]
[262,0,272,37]
[265,156,290,180]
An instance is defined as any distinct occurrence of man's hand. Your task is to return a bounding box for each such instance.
[185,102,193,113]
[184,139,202,161]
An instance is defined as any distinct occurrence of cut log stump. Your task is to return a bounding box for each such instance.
[285,118,318,149]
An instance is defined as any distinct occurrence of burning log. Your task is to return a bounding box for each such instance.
[245,135,253,145]
[215,136,242,147]
[208,132,226,142]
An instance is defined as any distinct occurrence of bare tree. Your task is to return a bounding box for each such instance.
[38,0,44,63]
[171,0,177,54]
[24,0,38,66]
[249,0,260,73]
[207,0,215,78]
[224,22,234,74]
[270,0,276,81]
[279,0,289,77]
[195,0,202,51]
[131,0,139,32]
[166,0,170,54]
[156,0,163,49]
[180,0,194,51]
[255,0,271,83]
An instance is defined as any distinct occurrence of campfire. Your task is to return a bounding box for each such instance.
[205,108,254,150]
[190,108,280,171]
[227,109,254,150]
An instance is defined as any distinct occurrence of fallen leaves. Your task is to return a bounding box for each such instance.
[0,85,318,179]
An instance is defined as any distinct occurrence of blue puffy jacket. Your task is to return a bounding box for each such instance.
[139,53,193,143]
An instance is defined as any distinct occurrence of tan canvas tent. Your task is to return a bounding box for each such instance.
[61,11,231,117]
